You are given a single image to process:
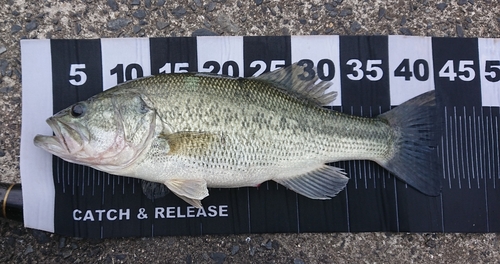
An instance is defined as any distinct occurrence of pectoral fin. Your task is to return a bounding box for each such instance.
[164,179,209,208]
[159,131,221,156]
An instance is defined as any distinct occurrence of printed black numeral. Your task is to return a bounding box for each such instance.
[297,59,315,81]
[485,60,500,82]
[203,61,240,77]
[394,59,429,81]
[159,62,189,74]
[249,60,286,77]
[110,63,144,84]
[317,59,335,81]
[221,61,239,76]
[203,61,221,74]
[297,59,335,81]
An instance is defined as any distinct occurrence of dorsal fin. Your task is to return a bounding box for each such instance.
[254,63,337,105]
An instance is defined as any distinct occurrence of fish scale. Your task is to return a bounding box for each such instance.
[150,74,386,160]
[34,63,440,208]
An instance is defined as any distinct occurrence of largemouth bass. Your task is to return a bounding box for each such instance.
[34,64,440,207]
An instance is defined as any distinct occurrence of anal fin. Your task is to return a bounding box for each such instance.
[164,179,209,208]
[275,165,349,199]
[176,195,204,209]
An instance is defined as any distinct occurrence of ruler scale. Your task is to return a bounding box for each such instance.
[20,35,500,238]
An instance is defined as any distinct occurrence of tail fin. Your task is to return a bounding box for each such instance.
[378,90,441,196]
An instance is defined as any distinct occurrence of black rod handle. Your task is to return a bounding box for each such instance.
[0,183,23,222]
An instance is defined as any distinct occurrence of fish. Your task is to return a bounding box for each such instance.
[34,63,441,208]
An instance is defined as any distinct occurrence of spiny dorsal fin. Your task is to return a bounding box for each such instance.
[254,62,337,106]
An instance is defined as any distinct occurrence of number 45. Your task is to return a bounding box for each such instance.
[438,60,475,81]
[69,64,87,86]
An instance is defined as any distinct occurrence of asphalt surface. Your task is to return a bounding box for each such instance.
[1,0,500,263]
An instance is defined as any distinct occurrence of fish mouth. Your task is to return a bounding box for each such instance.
[34,118,83,157]
[33,134,65,153]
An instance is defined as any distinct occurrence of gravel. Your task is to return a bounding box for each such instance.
[155,21,169,30]
[156,0,166,7]
[74,23,82,35]
[10,24,22,34]
[107,0,118,11]
[399,27,413,35]
[339,8,353,17]
[209,252,226,264]
[377,7,386,20]
[436,3,448,11]
[231,245,240,255]
[0,60,8,76]
[457,24,465,37]
[132,9,147,19]
[205,2,216,12]
[400,15,407,26]
[217,14,240,33]
[106,18,132,31]
[172,6,187,18]
[325,3,336,11]
[0,86,13,94]
[133,25,142,34]
[1,0,500,263]
[191,28,219,37]
[25,21,38,32]
[350,21,362,33]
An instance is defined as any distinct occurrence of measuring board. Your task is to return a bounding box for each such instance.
[20,36,500,238]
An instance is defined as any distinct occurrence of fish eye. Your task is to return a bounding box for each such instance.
[70,103,86,118]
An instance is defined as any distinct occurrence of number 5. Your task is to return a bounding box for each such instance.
[458,60,475,81]
[365,60,383,81]
[69,64,87,86]
[485,61,500,82]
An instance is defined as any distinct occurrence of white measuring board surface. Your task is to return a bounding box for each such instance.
[20,36,500,238]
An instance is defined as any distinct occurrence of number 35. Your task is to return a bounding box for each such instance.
[346,59,383,81]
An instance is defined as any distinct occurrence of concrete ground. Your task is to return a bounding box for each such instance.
[1,0,499,263]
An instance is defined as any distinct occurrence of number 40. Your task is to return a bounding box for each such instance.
[394,59,429,81]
